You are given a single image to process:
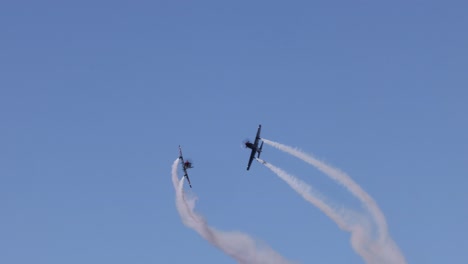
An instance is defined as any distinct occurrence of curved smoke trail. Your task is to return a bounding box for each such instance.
[260,140,406,264]
[258,159,400,263]
[171,158,295,264]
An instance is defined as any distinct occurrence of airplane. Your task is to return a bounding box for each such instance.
[178,145,193,188]
[244,124,264,170]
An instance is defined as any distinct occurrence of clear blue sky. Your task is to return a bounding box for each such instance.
[1,1,467,263]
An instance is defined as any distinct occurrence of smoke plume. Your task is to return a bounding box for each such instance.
[171,158,294,264]
[260,140,407,264]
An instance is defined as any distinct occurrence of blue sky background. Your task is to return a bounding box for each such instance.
[1,1,467,263]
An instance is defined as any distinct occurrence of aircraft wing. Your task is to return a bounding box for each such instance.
[178,145,184,159]
[246,148,256,171]
[184,173,192,188]
[181,163,193,188]
[253,125,262,146]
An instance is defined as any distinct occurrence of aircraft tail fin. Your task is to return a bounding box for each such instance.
[257,141,264,158]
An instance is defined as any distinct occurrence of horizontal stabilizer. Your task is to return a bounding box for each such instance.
[257,141,264,158]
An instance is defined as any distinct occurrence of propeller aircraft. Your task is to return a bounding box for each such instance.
[244,124,264,170]
[178,145,193,188]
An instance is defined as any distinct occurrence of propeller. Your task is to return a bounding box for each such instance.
[184,159,193,168]
[242,139,251,148]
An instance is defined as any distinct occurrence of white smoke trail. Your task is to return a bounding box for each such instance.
[262,139,387,238]
[258,158,377,263]
[256,158,351,230]
[171,159,295,264]
[261,140,407,264]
